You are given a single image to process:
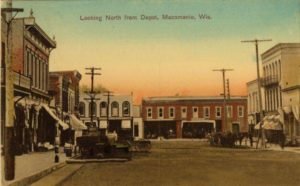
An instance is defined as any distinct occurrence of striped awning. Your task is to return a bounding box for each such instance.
[41,104,69,130]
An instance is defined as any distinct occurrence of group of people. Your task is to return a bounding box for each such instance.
[207,131,286,149]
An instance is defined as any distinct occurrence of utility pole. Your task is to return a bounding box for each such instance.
[213,68,233,132]
[103,91,113,133]
[85,67,101,128]
[2,0,23,180]
[226,79,230,100]
[241,38,272,149]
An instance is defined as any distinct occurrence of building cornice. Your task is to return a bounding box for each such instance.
[261,43,300,60]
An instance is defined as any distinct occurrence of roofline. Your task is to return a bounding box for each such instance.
[261,43,300,60]
[142,96,247,102]
[17,17,56,48]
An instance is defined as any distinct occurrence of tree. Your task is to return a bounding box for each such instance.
[79,84,109,93]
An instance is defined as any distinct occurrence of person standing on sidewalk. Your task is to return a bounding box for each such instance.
[249,132,253,147]
[280,132,286,150]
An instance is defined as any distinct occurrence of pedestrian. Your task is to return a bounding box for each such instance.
[280,132,286,150]
[238,133,243,146]
[249,132,253,147]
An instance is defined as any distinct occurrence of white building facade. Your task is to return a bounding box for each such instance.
[247,79,265,131]
[79,93,141,139]
[261,43,300,143]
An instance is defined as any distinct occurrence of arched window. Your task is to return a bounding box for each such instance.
[122,101,130,116]
[89,102,97,116]
[79,102,85,116]
[111,101,119,117]
[100,102,107,117]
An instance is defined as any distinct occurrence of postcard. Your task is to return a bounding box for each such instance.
[1,0,300,186]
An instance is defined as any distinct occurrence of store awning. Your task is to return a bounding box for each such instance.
[69,114,87,130]
[41,104,69,130]
[255,114,283,131]
[100,120,108,129]
[121,120,131,129]
[262,120,282,130]
[254,122,261,130]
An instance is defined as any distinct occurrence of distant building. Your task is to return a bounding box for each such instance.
[246,79,265,132]
[49,70,82,114]
[79,93,134,139]
[133,105,143,139]
[141,96,248,139]
[261,43,300,142]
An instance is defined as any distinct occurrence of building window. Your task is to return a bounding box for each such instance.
[88,102,97,116]
[122,101,130,116]
[100,101,107,117]
[169,107,175,118]
[203,107,210,118]
[1,42,5,68]
[111,101,119,117]
[193,107,198,118]
[215,106,221,118]
[157,107,164,119]
[32,55,36,87]
[226,106,233,118]
[238,106,244,117]
[79,102,85,116]
[181,107,187,118]
[147,107,152,118]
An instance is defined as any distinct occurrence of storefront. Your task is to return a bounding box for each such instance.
[144,121,177,139]
[182,120,215,139]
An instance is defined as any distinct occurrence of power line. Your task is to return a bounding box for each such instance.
[241,38,272,149]
[213,68,234,132]
[85,67,101,128]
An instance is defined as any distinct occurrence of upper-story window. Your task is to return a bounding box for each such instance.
[238,106,244,117]
[111,101,119,117]
[181,107,187,119]
[193,107,198,118]
[158,107,164,119]
[100,102,107,117]
[79,102,85,116]
[215,106,221,118]
[169,107,175,118]
[203,107,210,118]
[226,105,233,118]
[122,101,130,116]
[147,107,152,119]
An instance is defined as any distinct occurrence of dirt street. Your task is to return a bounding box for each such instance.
[62,141,300,186]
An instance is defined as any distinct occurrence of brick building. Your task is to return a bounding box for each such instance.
[49,70,82,113]
[142,96,248,139]
[1,11,71,154]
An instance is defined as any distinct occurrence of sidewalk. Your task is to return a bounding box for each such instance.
[1,148,72,186]
[238,138,300,154]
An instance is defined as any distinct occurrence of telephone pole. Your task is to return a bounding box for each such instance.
[2,0,23,180]
[241,38,272,149]
[213,68,233,132]
[85,67,101,128]
[102,91,114,133]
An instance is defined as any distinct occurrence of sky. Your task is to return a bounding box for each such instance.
[8,0,300,103]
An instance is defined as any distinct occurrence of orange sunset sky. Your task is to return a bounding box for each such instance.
[13,0,300,104]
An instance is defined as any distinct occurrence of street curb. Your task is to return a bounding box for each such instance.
[6,162,66,186]
[49,164,84,186]
[66,158,129,163]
